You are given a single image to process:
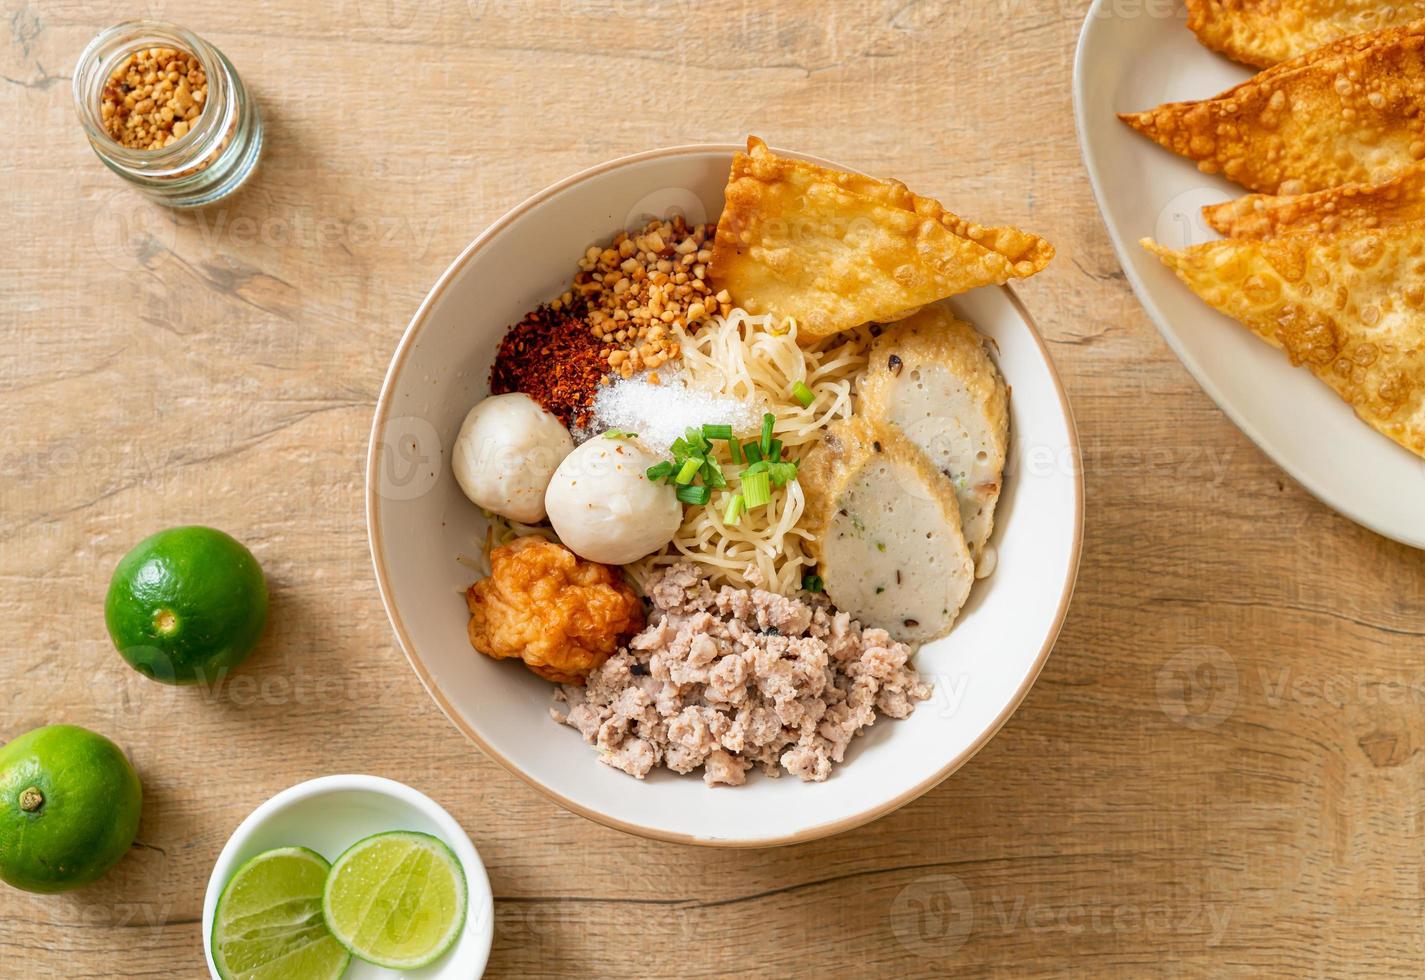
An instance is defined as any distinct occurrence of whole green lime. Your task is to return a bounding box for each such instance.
[105,526,268,685]
[0,724,143,893]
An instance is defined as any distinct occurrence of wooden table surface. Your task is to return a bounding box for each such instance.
[3,0,1424,976]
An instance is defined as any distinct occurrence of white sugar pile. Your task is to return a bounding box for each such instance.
[591,375,761,451]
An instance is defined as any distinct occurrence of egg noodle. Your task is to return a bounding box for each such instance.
[626,308,871,595]
[481,308,872,595]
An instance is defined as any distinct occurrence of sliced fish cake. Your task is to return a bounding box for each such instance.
[800,416,974,644]
[857,306,1008,571]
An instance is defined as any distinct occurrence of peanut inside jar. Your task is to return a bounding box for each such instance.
[101,46,207,150]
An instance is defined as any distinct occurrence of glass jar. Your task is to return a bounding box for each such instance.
[72,22,262,208]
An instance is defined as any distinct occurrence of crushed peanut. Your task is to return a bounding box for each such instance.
[551,217,733,378]
[102,47,207,150]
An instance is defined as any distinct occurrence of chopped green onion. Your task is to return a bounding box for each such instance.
[802,573,824,593]
[669,436,690,458]
[723,493,745,526]
[675,483,711,506]
[603,429,638,440]
[767,460,799,486]
[742,470,772,509]
[743,441,763,464]
[645,461,674,481]
[684,427,710,453]
[701,455,727,489]
[759,413,776,455]
[766,438,782,461]
[791,381,815,407]
[745,459,798,486]
[701,423,733,440]
[875,541,886,553]
[674,457,702,485]
[728,438,743,465]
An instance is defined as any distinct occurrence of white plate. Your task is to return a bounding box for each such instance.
[366,144,1083,846]
[1073,3,1425,548]
[202,775,494,979]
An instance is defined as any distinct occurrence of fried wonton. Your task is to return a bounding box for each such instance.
[1203,165,1425,238]
[1185,0,1425,68]
[1143,228,1425,458]
[1119,23,1425,194]
[708,137,1053,341]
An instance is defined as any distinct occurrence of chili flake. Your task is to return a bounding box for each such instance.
[489,302,607,429]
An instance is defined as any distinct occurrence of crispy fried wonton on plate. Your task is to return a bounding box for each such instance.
[1119,23,1425,195]
[1203,164,1425,239]
[1185,0,1425,68]
[1143,228,1425,459]
[708,137,1053,341]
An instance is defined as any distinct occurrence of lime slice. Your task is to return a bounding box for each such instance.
[322,831,467,969]
[212,847,351,980]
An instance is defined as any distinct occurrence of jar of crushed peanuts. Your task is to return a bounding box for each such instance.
[72,22,262,208]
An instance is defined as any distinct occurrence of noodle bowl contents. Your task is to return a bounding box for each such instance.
[545,438,683,566]
[450,136,1054,784]
[451,393,573,524]
[588,374,760,453]
[552,562,931,785]
[467,537,644,684]
[626,309,870,597]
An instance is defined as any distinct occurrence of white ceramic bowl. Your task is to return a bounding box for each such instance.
[1074,4,1425,548]
[202,775,494,978]
[366,144,1083,846]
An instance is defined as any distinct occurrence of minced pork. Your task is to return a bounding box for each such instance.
[551,562,931,786]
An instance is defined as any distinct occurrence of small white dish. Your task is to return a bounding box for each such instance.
[1073,2,1425,548]
[202,775,494,979]
[366,144,1083,846]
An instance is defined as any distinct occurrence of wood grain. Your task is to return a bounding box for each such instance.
[2,0,1423,976]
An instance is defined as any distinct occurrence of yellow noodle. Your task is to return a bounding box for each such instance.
[626,309,871,595]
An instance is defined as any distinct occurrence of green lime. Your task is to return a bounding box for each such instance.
[0,724,142,893]
[322,831,467,969]
[105,526,268,685]
[212,846,351,980]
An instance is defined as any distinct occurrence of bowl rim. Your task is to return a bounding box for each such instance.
[365,141,1085,847]
[201,773,494,977]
